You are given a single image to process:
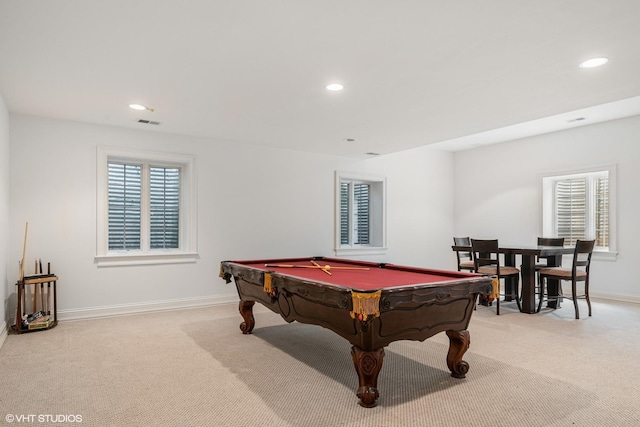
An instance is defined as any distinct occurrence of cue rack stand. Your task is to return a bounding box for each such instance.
[12,258,58,334]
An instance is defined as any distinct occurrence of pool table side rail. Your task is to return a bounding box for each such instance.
[220,256,487,290]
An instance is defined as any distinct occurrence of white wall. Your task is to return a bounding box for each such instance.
[7,110,638,324]
[8,114,456,320]
[0,94,9,340]
[454,115,640,302]
[368,147,455,268]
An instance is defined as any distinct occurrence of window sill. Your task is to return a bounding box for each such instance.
[334,247,388,257]
[593,250,618,262]
[95,252,199,267]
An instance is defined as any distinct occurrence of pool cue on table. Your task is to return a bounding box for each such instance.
[265,264,322,269]
[264,264,370,271]
[311,260,332,275]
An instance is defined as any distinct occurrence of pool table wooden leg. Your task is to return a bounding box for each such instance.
[446,329,470,379]
[238,300,255,334]
[351,346,385,408]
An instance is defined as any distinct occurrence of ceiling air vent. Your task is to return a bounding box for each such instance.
[138,119,161,125]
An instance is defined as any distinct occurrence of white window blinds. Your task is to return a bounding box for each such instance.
[555,178,586,246]
[340,182,370,245]
[108,162,181,251]
[150,167,180,249]
[594,176,609,248]
[108,163,142,250]
[554,174,609,247]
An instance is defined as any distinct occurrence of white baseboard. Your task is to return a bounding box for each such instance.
[591,292,640,305]
[58,294,239,322]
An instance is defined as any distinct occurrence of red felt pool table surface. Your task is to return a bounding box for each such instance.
[240,257,481,291]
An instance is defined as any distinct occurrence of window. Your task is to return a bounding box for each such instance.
[335,171,386,256]
[108,162,142,250]
[96,147,197,266]
[542,165,616,256]
[340,182,370,245]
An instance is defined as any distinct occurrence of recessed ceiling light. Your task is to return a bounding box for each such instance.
[326,83,344,91]
[129,103,154,112]
[579,57,609,68]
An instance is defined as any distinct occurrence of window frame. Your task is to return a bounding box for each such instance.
[96,147,198,267]
[334,171,387,256]
[541,164,617,260]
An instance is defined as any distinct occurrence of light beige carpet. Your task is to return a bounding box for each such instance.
[1,298,639,426]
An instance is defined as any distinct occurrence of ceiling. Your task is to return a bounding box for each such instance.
[1,1,639,158]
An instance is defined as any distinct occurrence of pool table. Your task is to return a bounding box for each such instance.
[219,256,492,407]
